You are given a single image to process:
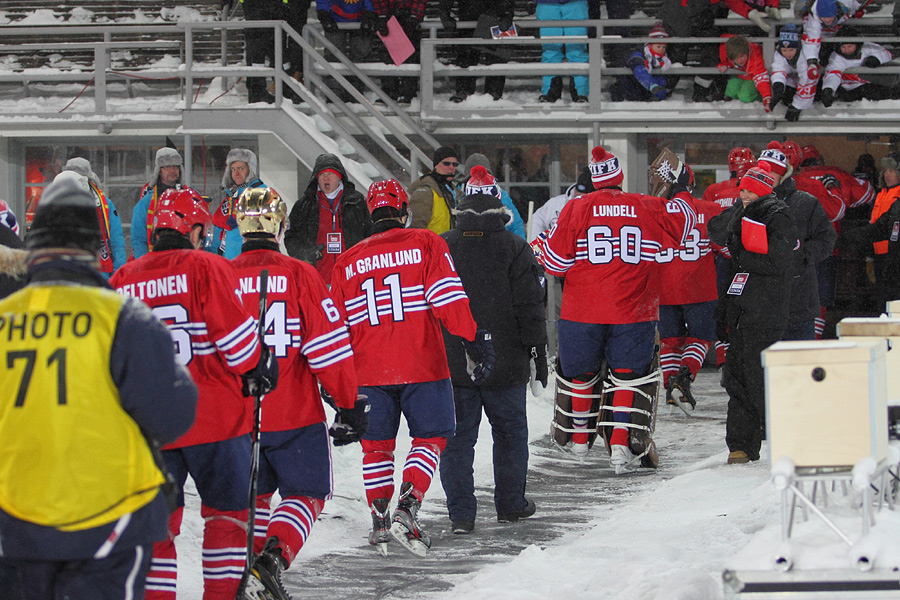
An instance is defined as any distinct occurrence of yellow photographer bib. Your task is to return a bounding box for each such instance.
[0,285,163,531]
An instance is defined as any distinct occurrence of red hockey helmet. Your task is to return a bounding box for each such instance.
[801,145,824,167]
[152,186,212,240]
[782,141,803,170]
[728,147,755,178]
[366,179,408,215]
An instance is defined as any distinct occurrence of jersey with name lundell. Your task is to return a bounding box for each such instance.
[331,227,477,386]
[111,249,260,448]
[543,189,696,324]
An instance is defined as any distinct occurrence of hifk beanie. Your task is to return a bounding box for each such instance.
[758,141,790,178]
[465,165,501,198]
[589,146,623,189]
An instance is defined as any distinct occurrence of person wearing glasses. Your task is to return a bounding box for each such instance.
[409,146,461,234]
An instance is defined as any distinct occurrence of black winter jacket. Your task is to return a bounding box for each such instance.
[709,194,799,331]
[283,155,372,264]
[441,194,547,388]
[774,177,837,324]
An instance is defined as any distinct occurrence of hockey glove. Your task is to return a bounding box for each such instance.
[770,82,784,109]
[375,14,390,36]
[317,10,339,33]
[330,397,370,446]
[360,11,378,35]
[462,329,495,385]
[530,345,549,396]
[497,14,514,33]
[747,9,771,32]
[819,173,840,189]
[440,12,457,33]
[242,340,279,397]
[862,55,881,69]
[806,59,820,81]
[765,5,781,19]
[820,87,835,108]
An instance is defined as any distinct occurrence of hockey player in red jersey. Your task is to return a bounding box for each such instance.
[654,159,723,414]
[110,187,278,600]
[702,147,755,210]
[229,188,366,598]
[800,144,875,211]
[543,146,695,472]
[330,179,495,557]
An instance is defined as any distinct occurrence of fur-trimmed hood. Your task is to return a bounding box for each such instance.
[0,245,27,280]
[452,193,512,231]
[221,148,259,189]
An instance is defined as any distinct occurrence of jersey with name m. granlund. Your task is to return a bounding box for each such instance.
[331,226,477,387]
[543,188,695,324]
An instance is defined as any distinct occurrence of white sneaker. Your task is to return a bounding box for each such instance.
[609,444,637,474]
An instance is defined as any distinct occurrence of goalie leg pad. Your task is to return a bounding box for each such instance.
[551,368,603,448]
[597,367,661,468]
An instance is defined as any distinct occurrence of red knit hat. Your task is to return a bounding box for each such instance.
[740,162,775,197]
[465,165,501,198]
[589,146,623,189]
[758,141,788,177]
[649,21,669,39]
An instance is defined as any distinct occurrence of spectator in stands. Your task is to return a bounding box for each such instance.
[317,0,376,102]
[535,0,589,103]
[132,147,183,259]
[717,35,772,112]
[243,0,282,104]
[285,0,311,93]
[657,0,724,103]
[609,21,672,102]
[788,0,867,121]
[724,0,781,32]
[462,153,525,238]
[213,148,266,259]
[587,0,632,67]
[441,0,514,102]
[409,146,460,234]
[820,29,896,107]
[769,24,801,112]
[283,153,372,285]
[62,157,127,278]
[372,0,425,104]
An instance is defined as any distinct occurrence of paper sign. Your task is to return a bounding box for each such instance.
[326,232,343,254]
[727,272,749,295]
[490,24,519,39]
[741,217,768,254]
[377,16,415,66]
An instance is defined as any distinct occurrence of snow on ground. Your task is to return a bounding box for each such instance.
[172,369,900,599]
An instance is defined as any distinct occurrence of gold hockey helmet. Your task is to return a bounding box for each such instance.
[234,187,287,238]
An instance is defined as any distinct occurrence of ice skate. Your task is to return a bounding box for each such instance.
[369,498,391,557]
[609,444,639,475]
[667,366,696,416]
[390,482,431,557]
[571,441,589,460]
[246,536,292,600]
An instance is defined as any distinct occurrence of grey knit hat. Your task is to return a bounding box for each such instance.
[222,148,259,189]
[464,153,493,176]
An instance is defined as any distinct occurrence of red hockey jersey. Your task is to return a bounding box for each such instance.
[802,166,875,209]
[232,249,358,432]
[793,173,846,223]
[331,226,477,386]
[657,193,723,306]
[111,249,260,448]
[702,177,742,210]
[543,189,696,324]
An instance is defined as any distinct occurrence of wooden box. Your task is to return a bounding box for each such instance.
[837,317,900,406]
[762,340,887,468]
[888,300,900,319]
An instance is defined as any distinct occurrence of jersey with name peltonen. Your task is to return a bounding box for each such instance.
[701,177,741,210]
[331,226,477,386]
[656,193,723,306]
[543,188,695,324]
[111,249,260,448]
[232,248,358,432]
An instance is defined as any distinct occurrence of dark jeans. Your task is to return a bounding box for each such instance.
[724,327,783,459]
[439,385,529,522]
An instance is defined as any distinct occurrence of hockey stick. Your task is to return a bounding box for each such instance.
[235,269,269,600]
